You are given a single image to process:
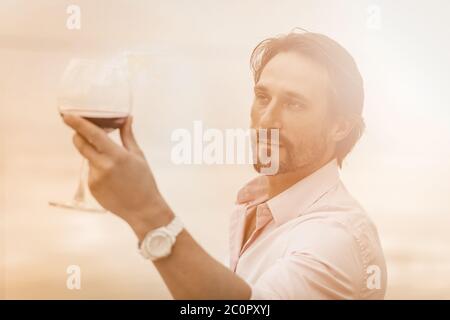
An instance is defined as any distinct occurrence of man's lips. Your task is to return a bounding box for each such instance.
[258,139,283,147]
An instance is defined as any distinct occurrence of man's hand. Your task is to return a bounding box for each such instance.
[62,114,251,299]
[62,114,174,241]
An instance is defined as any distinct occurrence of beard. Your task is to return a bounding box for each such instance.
[253,128,329,175]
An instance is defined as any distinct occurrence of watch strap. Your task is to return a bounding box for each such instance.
[166,216,183,237]
[139,216,184,260]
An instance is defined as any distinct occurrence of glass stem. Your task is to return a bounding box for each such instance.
[73,158,88,203]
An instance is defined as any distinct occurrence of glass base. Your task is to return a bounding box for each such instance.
[49,200,107,213]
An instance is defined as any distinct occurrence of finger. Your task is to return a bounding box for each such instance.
[63,114,117,155]
[120,116,143,156]
[72,133,110,167]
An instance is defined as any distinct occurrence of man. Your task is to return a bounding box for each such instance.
[62,31,387,299]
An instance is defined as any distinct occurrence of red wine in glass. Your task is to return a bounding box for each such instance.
[60,108,128,131]
[50,58,132,213]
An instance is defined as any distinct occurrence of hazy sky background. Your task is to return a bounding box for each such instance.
[1,0,449,298]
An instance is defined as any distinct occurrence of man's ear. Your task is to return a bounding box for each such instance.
[330,116,356,143]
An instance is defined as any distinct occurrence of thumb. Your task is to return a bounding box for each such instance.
[120,116,143,155]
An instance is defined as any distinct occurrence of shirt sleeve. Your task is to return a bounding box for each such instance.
[249,219,366,300]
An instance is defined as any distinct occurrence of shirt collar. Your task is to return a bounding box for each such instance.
[235,159,341,226]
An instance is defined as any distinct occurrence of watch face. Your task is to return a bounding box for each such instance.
[146,230,173,258]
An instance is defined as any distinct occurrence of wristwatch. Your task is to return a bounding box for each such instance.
[139,216,184,261]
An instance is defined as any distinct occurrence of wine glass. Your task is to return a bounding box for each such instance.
[49,57,132,212]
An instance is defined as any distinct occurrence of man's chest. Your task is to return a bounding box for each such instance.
[234,224,291,283]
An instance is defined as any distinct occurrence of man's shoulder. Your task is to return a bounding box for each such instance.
[301,180,376,232]
[284,179,384,264]
[283,185,387,299]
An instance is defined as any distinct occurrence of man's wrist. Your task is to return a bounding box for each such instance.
[128,200,175,243]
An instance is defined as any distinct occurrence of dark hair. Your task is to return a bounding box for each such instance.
[250,30,365,167]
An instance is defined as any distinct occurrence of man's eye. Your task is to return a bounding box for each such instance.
[285,101,305,110]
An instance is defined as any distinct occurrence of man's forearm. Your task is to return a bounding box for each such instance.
[154,229,251,299]
[129,203,252,300]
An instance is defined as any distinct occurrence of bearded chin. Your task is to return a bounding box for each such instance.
[253,129,330,175]
[253,162,288,175]
[253,145,323,175]
[253,151,291,175]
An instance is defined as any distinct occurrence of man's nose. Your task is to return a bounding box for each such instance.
[259,101,282,129]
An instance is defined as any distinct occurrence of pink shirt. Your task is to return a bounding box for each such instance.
[229,160,387,299]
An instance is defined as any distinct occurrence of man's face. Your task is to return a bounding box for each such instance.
[251,51,335,174]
